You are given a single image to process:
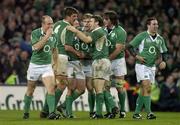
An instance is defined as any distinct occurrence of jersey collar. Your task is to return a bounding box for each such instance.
[63,20,71,25]
[147,30,160,41]
[91,27,101,32]
[40,28,46,35]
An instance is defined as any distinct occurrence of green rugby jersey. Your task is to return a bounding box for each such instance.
[107,25,127,59]
[80,30,93,58]
[53,20,75,55]
[66,36,80,61]
[130,31,168,67]
[90,27,109,60]
[30,28,56,65]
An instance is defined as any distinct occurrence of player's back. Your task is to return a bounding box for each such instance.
[54,20,73,55]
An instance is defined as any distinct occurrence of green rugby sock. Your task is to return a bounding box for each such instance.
[23,95,33,113]
[55,89,63,107]
[61,90,81,109]
[72,90,81,101]
[47,94,55,113]
[88,92,95,113]
[134,94,144,114]
[96,93,104,116]
[118,92,126,112]
[143,96,151,113]
[66,96,73,116]
[104,90,115,113]
[42,93,49,112]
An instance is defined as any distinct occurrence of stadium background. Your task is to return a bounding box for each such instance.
[0,0,179,112]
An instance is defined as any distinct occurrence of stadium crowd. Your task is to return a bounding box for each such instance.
[0,0,179,111]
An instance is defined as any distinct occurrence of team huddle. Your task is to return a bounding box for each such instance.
[22,7,168,120]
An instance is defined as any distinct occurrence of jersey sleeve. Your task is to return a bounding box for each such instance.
[65,30,74,46]
[31,30,39,45]
[90,30,104,44]
[129,33,144,48]
[160,37,168,53]
[116,28,127,44]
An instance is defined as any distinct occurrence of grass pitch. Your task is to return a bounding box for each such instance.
[0,110,180,125]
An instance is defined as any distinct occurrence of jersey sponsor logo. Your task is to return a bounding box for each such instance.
[43,45,51,52]
[81,43,88,51]
[144,75,148,78]
[74,43,80,50]
[30,76,34,79]
[148,46,156,55]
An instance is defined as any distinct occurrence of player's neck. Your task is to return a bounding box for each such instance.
[148,30,157,36]
[108,24,114,29]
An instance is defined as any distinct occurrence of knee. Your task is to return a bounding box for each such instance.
[142,83,151,94]
[26,86,35,96]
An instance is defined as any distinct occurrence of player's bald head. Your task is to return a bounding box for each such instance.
[41,15,53,24]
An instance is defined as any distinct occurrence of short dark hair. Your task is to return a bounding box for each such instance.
[146,17,157,25]
[63,7,79,17]
[92,15,104,27]
[104,11,118,26]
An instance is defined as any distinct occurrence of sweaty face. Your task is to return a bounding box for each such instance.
[69,14,78,25]
[82,18,91,31]
[148,20,158,34]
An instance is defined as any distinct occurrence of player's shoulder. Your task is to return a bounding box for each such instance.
[157,34,164,40]
[135,31,148,38]
[138,31,147,35]
[54,20,62,26]
[31,28,41,36]
[115,25,126,34]
[116,25,125,30]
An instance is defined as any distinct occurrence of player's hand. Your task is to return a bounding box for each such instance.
[46,28,53,37]
[135,55,145,64]
[66,26,77,33]
[159,61,166,70]
[78,51,85,59]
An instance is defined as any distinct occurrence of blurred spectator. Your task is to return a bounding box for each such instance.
[158,75,180,111]
[0,44,10,83]
[16,51,29,84]
[20,30,32,55]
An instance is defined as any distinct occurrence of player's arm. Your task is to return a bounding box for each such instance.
[126,44,145,64]
[126,44,136,57]
[32,28,53,51]
[109,29,126,60]
[51,47,59,74]
[66,26,92,43]
[159,52,168,70]
[159,37,168,69]
[64,45,84,58]
[109,43,125,60]
[126,33,146,63]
